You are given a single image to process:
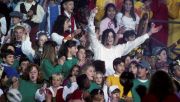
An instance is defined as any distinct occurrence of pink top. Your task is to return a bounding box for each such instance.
[100,17,119,35]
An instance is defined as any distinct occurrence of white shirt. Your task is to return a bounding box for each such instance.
[88,12,149,76]
[116,12,140,31]
[0,17,7,35]
[14,1,45,23]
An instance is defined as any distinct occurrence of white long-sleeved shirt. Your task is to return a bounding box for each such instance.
[14,1,45,23]
[0,17,7,35]
[88,12,149,76]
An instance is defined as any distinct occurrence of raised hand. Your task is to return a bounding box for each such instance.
[148,23,162,36]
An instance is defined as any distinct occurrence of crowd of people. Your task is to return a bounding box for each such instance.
[0,0,180,102]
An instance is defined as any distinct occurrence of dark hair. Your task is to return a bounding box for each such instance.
[123,30,136,40]
[1,49,14,58]
[78,45,85,51]
[103,3,117,28]
[113,57,124,68]
[52,15,69,35]
[19,56,30,66]
[76,74,89,89]
[121,0,136,21]
[101,29,116,46]
[59,40,77,58]
[93,60,106,75]
[1,43,15,53]
[22,63,43,84]
[148,71,176,102]
[90,89,104,101]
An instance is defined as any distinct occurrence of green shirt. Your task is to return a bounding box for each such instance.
[41,58,62,80]
[18,79,41,102]
[131,79,149,102]
[62,57,78,78]
[87,81,101,93]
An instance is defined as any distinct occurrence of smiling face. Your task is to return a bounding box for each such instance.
[107,6,116,20]
[106,32,114,47]
[77,48,86,61]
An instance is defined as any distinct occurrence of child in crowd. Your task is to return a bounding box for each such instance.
[77,45,86,67]
[129,61,138,78]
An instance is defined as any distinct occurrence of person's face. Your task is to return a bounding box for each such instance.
[115,62,125,74]
[7,46,15,52]
[69,46,78,56]
[14,28,25,41]
[71,67,79,76]
[52,75,62,88]
[38,35,48,47]
[12,17,21,25]
[125,56,131,65]
[138,67,148,79]
[3,54,14,65]
[77,49,86,61]
[158,50,167,62]
[20,61,29,73]
[124,0,133,12]
[107,7,116,20]
[111,92,120,101]
[86,66,95,81]
[29,67,38,83]
[94,73,103,85]
[64,1,74,13]
[129,64,138,76]
[64,19,71,31]
[106,32,114,46]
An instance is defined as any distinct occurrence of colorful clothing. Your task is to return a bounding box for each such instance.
[41,58,62,80]
[107,74,132,97]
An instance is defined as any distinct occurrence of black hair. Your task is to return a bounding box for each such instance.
[76,74,89,89]
[19,55,30,66]
[1,43,15,53]
[77,45,85,51]
[113,57,124,68]
[102,3,117,28]
[123,30,136,40]
[101,29,116,46]
[93,60,106,75]
[121,0,136,21]
[1,49,14,59]
[52,15,69,35]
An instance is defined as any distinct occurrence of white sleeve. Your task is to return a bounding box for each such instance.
[0,88,3,96]
[31,5,45,23]
[88,12,103,53]
[51,33,64,46]
[0,17,7,35]
[102,85,109,102]
[116,12,123,26]
[35,89,45,102]
[117,34,149,56]
[21,36,35,60]
[62,82,78,100]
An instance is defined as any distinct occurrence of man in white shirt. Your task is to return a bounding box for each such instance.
[88,8,162,76]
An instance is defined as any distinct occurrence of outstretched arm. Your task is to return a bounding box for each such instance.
[118,23,162,56]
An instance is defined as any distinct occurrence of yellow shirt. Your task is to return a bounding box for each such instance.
[107,74,132,97]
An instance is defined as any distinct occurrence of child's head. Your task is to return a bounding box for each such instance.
[113,58,125,74]
[77,45,86,61]
[2,49,15,65]
[123,30,136,42]
[137,60,151,79]
[36,31,49,48]
[94,71,104,86]
[19,56,30,73]
[1,43,15,52]
[129,61,138,76]
[76,74,90,90]
[153,47,167,62]
[70,65,80,76]
[51,73,63,87]
[109,85,120,101]
[64,40,78,57]
[101,29,116,47]
[90,89,104,102]
[123,0,134,12]
[62,0,74,13]
[24,64,42,83]
[81,63,95,81]
[103,3,116,20]
[14,25,26,41]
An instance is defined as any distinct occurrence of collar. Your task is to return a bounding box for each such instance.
[67,57,73,60]
[64,11,71,18]
[1,63,11,67]
[113,74,120,77]
[138,79,148,83]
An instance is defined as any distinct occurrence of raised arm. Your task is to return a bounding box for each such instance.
[118,23,162,56]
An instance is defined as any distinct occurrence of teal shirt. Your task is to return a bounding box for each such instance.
[131,79,149,102]
[41,58,62,80]
[19,79,41,102]
[87,81,101,93]
[62,57,78,78]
